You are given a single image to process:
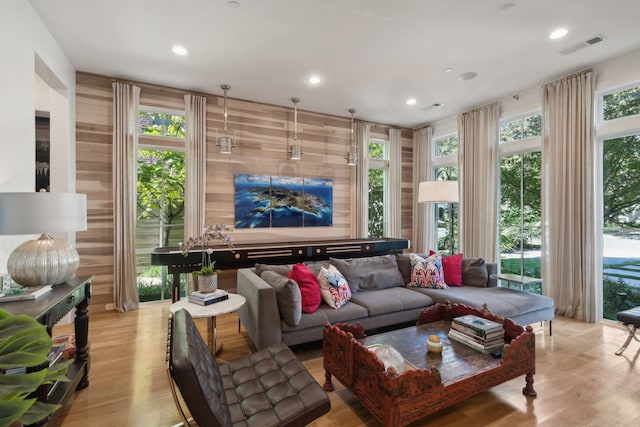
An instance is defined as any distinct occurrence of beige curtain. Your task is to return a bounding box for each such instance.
[388,128,402,238]
[184,94,207,295]
[354,121,370,238]
[458,103,500,262]
[542,70,596,321]
[112,81,140,312]
[412,127,434,252]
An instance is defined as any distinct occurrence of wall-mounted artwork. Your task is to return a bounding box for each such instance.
[234,174,333,228]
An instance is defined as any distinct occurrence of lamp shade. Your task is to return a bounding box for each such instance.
[417,181,459,204]
[0,192,87,235]
[0,192,87,286]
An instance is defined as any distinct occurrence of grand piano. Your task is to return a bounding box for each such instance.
[151,238,410,302]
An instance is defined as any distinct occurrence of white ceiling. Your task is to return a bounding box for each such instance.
[29,0,640,128]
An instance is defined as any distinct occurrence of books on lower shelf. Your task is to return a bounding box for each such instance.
[187,289,229,306]
[449,314,505,353]
[0,285,52,302]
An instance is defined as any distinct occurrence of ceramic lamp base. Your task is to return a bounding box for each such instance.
[7,233,79,287]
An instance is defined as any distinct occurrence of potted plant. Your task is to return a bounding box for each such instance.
[0,308,71,427]
[181,224,233,293]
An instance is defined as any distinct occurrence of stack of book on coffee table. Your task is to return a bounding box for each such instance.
[448,314,505,354]
[187,289,229,306]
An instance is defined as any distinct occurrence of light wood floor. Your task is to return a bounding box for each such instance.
[54,302,640,427]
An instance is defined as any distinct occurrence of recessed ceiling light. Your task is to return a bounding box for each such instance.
[307,75,321,85]
[443,67,453,73]
[432,103,443,108]
[406,98,417,106]
[458,72,477,81]
[172,45,188,56]
[549,28,568,40]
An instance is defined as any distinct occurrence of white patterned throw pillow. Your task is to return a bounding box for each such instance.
[317,265,352,309]
[409,253,447,289]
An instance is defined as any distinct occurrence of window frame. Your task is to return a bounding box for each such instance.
[138,106,186,144]
[136,106,187,303]
[597,81,640,124]
[433,133,459,159]
[368,139,390,238]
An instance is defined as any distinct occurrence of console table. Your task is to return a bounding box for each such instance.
[1,276,92,426]
[152,238,409,302]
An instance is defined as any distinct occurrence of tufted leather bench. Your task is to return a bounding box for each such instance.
[168,308,330,426]
[615,306,640,355]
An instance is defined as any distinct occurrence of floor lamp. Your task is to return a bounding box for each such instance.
[418,181,459,254]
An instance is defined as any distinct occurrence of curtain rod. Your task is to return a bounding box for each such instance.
[461,101,499,116]
[544,68,593,87]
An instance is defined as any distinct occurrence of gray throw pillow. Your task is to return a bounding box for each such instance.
[330,255,404,292]
[462,258,488,287]
[254,263,293,277]
[304,260,331,276]
[260,270,302,326]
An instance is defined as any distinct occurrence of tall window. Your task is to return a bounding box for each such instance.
[498,113,542,293]
[368,139,389,238]
[136,108,186,302]
[434,165,458,254]
[432,134,459,254]
[599,84,640,319]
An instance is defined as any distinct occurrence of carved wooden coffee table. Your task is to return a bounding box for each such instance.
[323,303,536,427]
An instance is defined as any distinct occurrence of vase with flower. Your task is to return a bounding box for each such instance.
[181,224,233,293]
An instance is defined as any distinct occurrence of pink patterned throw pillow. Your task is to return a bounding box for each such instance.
[317,265,352,309]
[409,253,447,289]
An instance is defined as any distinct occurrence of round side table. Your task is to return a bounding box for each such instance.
[169,293,246,356]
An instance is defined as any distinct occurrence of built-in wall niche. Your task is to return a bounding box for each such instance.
[35,115,50,192]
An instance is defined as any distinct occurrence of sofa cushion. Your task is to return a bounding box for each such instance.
[462,258,489,287]
[317,265,352,309]
[280,302,368,332]
[288,263,321,313]
[409,286,554,321]
[260,270,302,327]
[255,263,293,277]
[430,251,464,287]
[349,287,434,317]
[330,255,404,293]
[408,253,447,289]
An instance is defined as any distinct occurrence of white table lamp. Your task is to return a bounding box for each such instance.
[0,192,87,287]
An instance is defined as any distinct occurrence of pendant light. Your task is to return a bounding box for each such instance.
[288,97,302,160]
[346,108,358,166]
[216,84,235,154]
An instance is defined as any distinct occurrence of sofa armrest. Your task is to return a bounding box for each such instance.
[486,262,498,288]
[237,268,282,350]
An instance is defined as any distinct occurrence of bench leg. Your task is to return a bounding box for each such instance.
[615,324,639,356]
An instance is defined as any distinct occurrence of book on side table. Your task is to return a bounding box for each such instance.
[0,285,52,302]
[187,289,229,306]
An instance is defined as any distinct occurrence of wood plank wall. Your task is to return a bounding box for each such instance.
[75,72,415,313]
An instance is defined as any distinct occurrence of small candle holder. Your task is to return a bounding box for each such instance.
[426,335,443,354]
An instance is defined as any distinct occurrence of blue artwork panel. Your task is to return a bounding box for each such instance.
[270,176,304,227]
[303,178,333,226]
[234,174,271,228]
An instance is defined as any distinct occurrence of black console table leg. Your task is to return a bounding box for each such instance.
[75,285,90,390]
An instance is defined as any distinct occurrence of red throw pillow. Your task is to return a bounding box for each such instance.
[430,250,464,287]
[288,263,322,313]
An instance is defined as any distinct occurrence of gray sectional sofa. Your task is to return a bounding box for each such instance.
[237,254,554,350]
